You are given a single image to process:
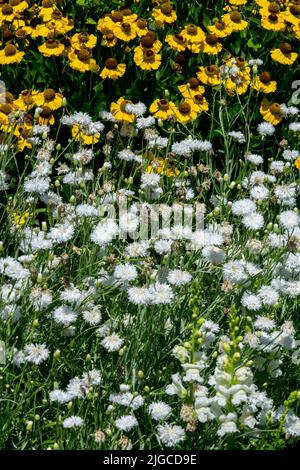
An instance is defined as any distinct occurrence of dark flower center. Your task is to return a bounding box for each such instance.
[230,11,242,22]
[187,24,197,35]
[44,89,56,101]
[161,3,172,15]
[259,71,272,83]
[121,23,131,32]
[280,42,292,53]
[76,48,91,61]
[4,44,17,56]
[105,58,118,69]
[188,77,200,89]
[206,34,218,45]
[158,99,169,110]
[179,102,191,114]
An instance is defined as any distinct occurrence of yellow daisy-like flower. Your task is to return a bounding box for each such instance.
[260,98,283,125]
[114,22,137,42]
[295,156,300,170]
[72,125,100,145]
[100,58,126,80]
[134,47,162,70]
[9,0,29,13]
[135,18,149,37]
[68,48,98,73]
[0,104,13,125]
[180,24,205,44]
[33,89,64,111]
[173,101,198,124]
[14,89,39,111]
[102,31,118,47]
[13,211,31,226]
[256,0,273,7]
[17,136,32,152]
[39,0,55,22]
[228,0,247,5]
[201,34,222,55]
[120,8,138,23]
[71,32,97,50]
[284,4,300,25]
[261,13,286,31]
[147,157,179,177]
[111,98,136,123]
[165,33,187,52]
[251,72,277,93]
[197,65,221,86]
[0,4,16,24]
[222,11,248,31]
[152,3,177,25]
[293,23,300,39]
[208,19,233,38]
[187,94,209,114]
[149,99,176,120]
[0,44,24,64]
[140,33,163,53]
[38,38,65,57]
[270,42,298,65]
[45,12,74,35]
[38,106,55,126]
[226,71,251,96]
[178,77,205,99]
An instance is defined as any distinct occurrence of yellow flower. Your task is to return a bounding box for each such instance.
[120,8,138,23]
[9,0,29,14]
[197,65,221,86]
[134,47,162,70]
[271,43,298,65]
[295,156,300,170]
[208,19,233,38]
[114,22,137,42]
[140,33,163,53]
[228,0,247,5]
[0,44,24,64]
[38,106,55,126]
[293,22,300,38]
[251,72,277,93]
[149,99,176,120]
[284,4,300,25]
[147,157,179,177]
[200,34,222,55]
[165,34,187,52]
[71,32,97,50]
[224,57,251,95]
[17,136,32,152]
[14,89,39,111]
[152,3,177,25]
[102,31,118,47]
[178,77,205,99]
[33,89,64,111]
[187,94,209,114]
[222,11,248,31]
[180,24,205,44]
[173,101,198,124]
[110,98,136,123]
[13,211,31,226]
[38,38,65,57]
[68,48,97,73]
[0,104,14,125]
[72,125,100,145]
[39,0,55,21]
[0,4,16,24]
[100,58,126,80]
[135,18,149,37]
[260,98,283,125]
[44,11,74,35]
[261,13,286,31]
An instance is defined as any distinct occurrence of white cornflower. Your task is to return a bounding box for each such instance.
[53,305,77,326]
[141,172,160,188]
[254,316,275,331]
[82,306,102,325]
[125,102,147,116]
[284,413,300,437]
[47,222,75,244]
[24,343,50,365]
[148,402,172,421]
[128,286,152,305]
[289,122,300,132]
[167,270,192,286]
[202,246,225,265]
[73,148,93,165]
[113,263,138,283]
[241,292,262,311]
[118,149,142,163]
[157,424,185,447]
[119,212,139,233]
[24,176,50,194]
[282,149,298,161]
[101,333,123,352]
[115,414,138,432]
[49,390,72,404]
[136,116,156,129]
[250,185,269,201]
[91,219,119,246]
[242,213,264,230]
[270,161,284,173]
[246,154,263,165]
[149,282,174,304]
[279,210,299,230]
[231,199,256,216]
[76,204,98,217]
[257,121,275,136]
[62,416,84,429]
[257,285,279,306]
[228,131,246,143]
[154,239,173,255]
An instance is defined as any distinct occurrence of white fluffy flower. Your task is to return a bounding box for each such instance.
[115,414,138,431]
[148,402,172,421]
[62,416,84,429]
[157,424,185,447]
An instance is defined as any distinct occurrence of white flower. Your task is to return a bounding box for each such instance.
[62,416,84,429]
[241,292,262,311]
[279,210,299,230]
[47,222,75,244]
[115,414,138,431]
[202,246,225,265]
[128,286,152,305]
[49,390,72,404]
[82,306,102,325]
[167,270,192,286]
[250,185,269,201]
[149,282,174,304]
[231,199,256,216]
[91,219,119,246]
[101,333,123,352]
[246,154,263,165]
[228,131,246,143]
[242,213,264,230]
[24,343,50,365]
[257,286,279,306]
[148,402,172,421]
[254,316,275,331]
[257,121,275,136]
[217,413,238,436]
[24,176,50,194]
[114,263,138,283]
[157,424,185,447]
[76,204,98,217]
